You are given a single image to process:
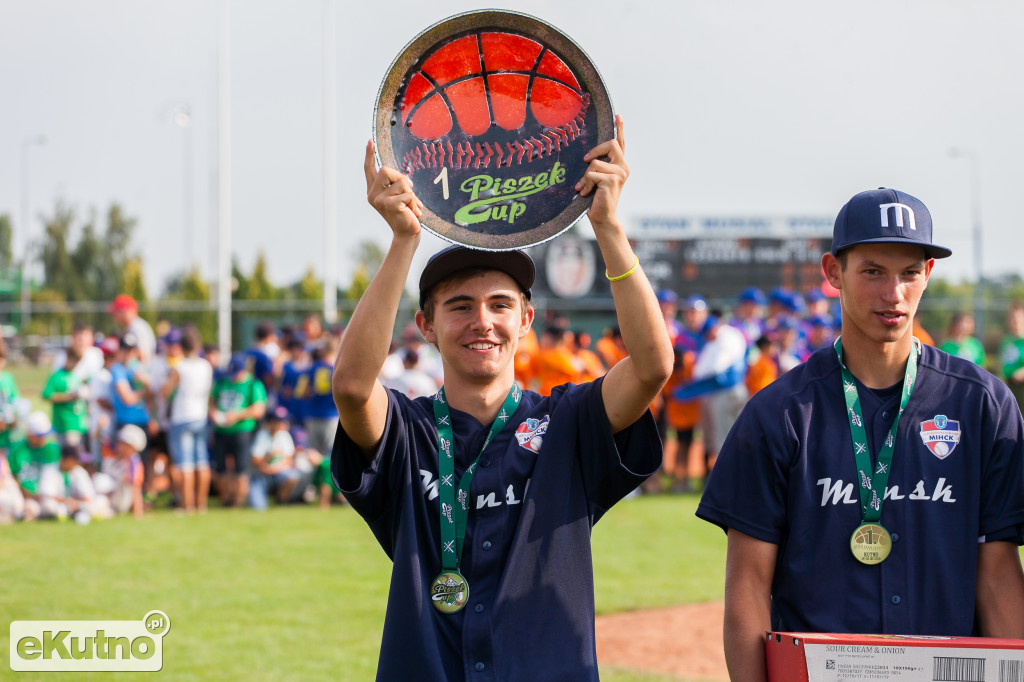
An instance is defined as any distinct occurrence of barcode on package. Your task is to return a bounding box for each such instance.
[1001,659,1024,682]
[933,656,985,682]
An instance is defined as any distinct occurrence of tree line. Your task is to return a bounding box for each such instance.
[0,199,387,344]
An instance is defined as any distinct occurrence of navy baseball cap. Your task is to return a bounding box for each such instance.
[683,294,708,312]
[419,245,534,309]
[227,353,247,374]
[656,289,678,305]
[808,314,834,328]
[831,188,951,259]
[738,286,766,305]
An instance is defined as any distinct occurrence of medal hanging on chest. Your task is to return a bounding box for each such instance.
[835,338,918,566]
[430,384,521,613]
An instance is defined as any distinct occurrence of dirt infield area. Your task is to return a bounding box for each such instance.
[596,601,729,681]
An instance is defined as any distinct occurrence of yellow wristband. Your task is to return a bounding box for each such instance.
[605,255,640,282]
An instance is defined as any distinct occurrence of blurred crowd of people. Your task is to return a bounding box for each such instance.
[0,295,347,523]
[2,290,1023,523]
[510,288,1024,495]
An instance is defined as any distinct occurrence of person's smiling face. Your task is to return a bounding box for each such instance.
[417,270,532,386]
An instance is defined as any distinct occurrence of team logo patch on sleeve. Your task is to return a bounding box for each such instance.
[515,415,549,453]
[919,415,961,459]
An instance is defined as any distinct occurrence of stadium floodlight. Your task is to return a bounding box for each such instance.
[19,135,47,330]
[948,146,984,338]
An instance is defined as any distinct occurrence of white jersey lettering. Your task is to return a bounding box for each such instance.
[817,478,857,506]
[419,469,439,501]
[884,485,905,501]
[909,481,929,500]
[477,492,503,509]
[932,477,956,503]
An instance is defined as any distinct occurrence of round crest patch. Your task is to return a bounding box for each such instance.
[373,10,615,250]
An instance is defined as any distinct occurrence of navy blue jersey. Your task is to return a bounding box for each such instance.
[245,347,276,395]
[279,361,309,422]
[697,343,1024,636]
[333,377,660,681]
[305,360,338,419]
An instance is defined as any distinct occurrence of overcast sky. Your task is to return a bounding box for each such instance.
[2,0,1022,297]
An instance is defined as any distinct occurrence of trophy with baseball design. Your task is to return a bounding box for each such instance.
[374,10,615,250]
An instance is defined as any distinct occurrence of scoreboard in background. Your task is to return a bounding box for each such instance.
[527,215,835,304]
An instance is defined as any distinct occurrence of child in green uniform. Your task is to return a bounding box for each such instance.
[1001,301,1024,410]
[210,354,267,507]
[8,412,64,519]
[42,346,90,453]
[0,338,22,455]
[939,312,986,366]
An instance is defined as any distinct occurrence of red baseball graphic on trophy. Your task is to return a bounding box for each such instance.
[374,11,613,250]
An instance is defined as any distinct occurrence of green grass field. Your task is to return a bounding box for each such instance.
[1,495,724,681]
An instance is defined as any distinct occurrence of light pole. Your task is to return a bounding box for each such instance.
[323,0,338,325]
[948,147,983,339]
[218,0,232,360]
[173,103,195,270]
[19,135,46,331]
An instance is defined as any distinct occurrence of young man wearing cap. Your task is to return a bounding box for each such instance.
[697,188,1024,681]
[332,117,673,680]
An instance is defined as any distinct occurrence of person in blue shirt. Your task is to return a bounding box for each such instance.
[278,336,311,426]
[109,334,156,495]
[246,321,280,407]
[697,188,1024,681]
[304,341,339,458]
[332,119,673,681]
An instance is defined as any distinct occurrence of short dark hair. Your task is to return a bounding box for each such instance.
[181,325,201,354]
[420,267,532,323]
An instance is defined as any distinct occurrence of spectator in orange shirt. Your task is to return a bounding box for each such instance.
[532,326,583,396]
[514,327,539,391]
[913,318,935,346]
[658,347,702,493]
[745,335,778,396]
[595,326,628,368]
[571,330,606,382]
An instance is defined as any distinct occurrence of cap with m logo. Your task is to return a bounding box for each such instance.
[831,187,952,259]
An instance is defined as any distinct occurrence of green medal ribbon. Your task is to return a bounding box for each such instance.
[834,337,918,523]
[430,384,521,612]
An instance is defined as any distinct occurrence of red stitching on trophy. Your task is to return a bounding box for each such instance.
[538,132,553,155]
[512,140,524,165]
[522,139,534,161]
[530,137,544,161]
[399,91,593,172]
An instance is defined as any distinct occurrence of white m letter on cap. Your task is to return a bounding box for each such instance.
[879,203,916,231]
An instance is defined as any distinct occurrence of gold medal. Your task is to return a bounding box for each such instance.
[850,522,892,565]
[430,571,470,614]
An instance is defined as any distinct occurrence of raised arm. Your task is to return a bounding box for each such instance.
[577,116,673,432]
[332,141,423,458]
[723,529,778,682]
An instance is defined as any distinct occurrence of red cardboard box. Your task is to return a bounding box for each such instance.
[766,631,1024,682]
